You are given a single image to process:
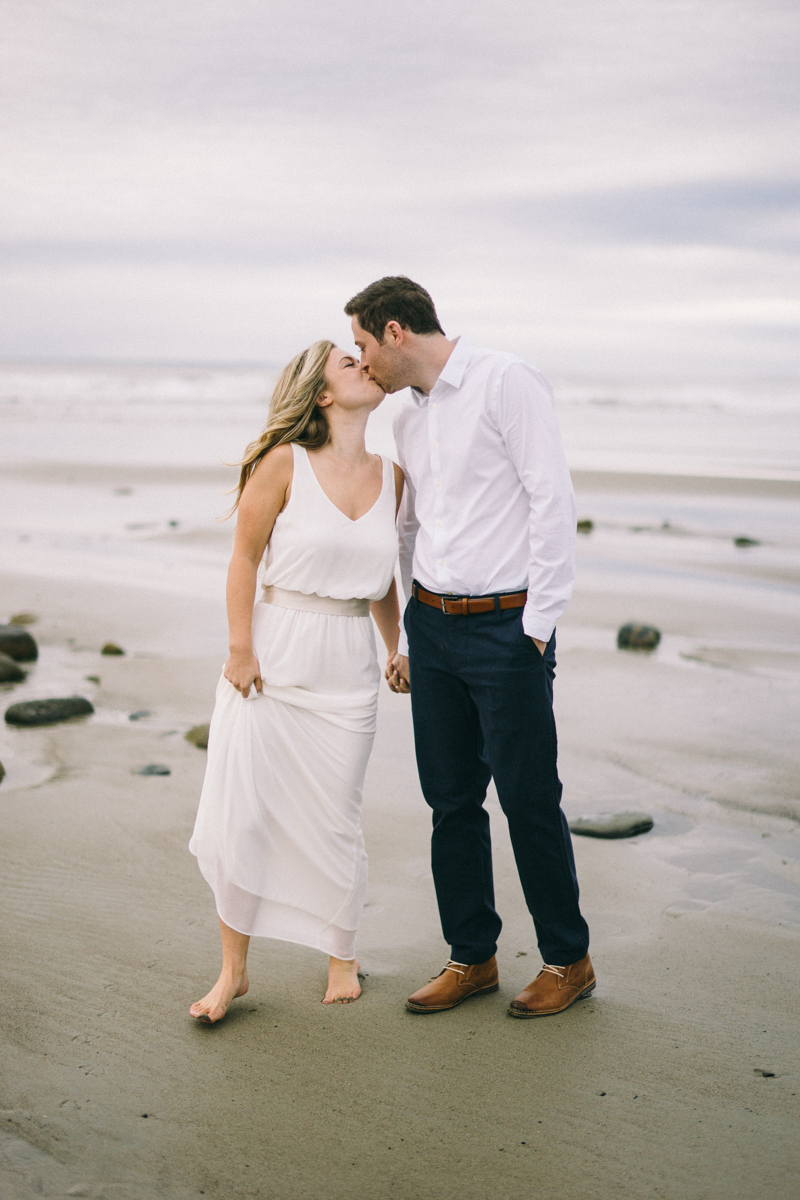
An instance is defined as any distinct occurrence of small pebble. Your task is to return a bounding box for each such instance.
[129,710,152,721]
[734,536,760,547]
[0,760,5,784]
[101,642,125,656]
[576,519,593,533]
[135,764,171,776]
[8,612,37,626]
[85,675,101,684]
[754,1068,775,1077]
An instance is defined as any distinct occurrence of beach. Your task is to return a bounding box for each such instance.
[1,369,799,1199]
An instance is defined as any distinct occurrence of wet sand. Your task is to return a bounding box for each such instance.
[1,475,799,1200]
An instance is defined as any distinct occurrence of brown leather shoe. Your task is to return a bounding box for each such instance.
[508,953,596,1018]
[406,957,499,1013]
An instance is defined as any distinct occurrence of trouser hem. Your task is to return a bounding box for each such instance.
[451,946,498,966]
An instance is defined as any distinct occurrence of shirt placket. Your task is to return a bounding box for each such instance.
[428,391,446,589]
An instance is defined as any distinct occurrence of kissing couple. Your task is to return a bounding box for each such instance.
[189,275,594,1023]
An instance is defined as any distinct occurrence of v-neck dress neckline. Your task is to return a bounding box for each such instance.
[299,444,388,524]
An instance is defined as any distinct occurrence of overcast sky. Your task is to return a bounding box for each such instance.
[1,0,798,377]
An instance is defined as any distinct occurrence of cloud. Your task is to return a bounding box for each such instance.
[0,0,797,375]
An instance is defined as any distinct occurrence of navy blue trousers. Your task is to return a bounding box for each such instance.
[406,593,590,966]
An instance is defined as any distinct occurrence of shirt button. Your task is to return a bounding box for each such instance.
[437,520,443,526]
[432,440,438,446]
[439,559,444,565]
[435,480,441,487]
[432,402,438,408]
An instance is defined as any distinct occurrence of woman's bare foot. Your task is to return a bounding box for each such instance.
[323,957,361,1004]
[190,969,249,1023]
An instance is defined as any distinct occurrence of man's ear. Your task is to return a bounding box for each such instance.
[384,320,405,346]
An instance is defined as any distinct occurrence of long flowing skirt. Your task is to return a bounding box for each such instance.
[189,600,380,960]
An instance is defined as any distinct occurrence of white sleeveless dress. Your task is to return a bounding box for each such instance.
[190,444,398,960]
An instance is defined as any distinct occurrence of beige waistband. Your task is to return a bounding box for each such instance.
[261,585,371,618]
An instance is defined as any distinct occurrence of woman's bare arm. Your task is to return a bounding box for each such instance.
[385,462,411,693]
[224,444,293,696]
[370,578,401,665]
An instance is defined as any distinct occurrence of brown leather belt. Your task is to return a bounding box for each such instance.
[412,581,527,616]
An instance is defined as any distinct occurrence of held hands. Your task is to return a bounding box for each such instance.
[385,642,541,693]
[224,651,263,698]
[385,651,411,694]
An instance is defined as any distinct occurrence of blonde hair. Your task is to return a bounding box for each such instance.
[229,340,334,513]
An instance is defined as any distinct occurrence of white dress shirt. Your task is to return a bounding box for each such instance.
[393,338,576,655]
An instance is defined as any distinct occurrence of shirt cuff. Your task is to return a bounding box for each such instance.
[397,628,409,656]
[522,603,555,644]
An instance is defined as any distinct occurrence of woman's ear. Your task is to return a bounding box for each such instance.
[316,391,333,409]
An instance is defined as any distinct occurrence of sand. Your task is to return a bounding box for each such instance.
[1,474,799,1200]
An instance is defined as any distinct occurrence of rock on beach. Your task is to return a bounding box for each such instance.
[0,652,27,683]
[569,812,655,839]
[101,642,125,656]
[8,612,37,626]
[184,723,210,749]
[617,623,661,651]
[5,697,95,727]
[0,625,39,662]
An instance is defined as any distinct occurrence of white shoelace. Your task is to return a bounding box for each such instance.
[444,960,467,975]
[541,963,566,978]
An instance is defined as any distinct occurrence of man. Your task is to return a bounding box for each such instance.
[345,276,594,1018]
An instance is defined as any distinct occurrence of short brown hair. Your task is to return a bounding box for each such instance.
[344,276,444,343]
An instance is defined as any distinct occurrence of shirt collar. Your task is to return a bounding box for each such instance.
[410,336,474,405]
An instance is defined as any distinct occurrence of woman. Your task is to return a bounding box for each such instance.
[189,340,403,1021]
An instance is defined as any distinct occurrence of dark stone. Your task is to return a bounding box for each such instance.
[8,612,37,626]
[754,1068,775,1077]
[135,763,171,776]
[734,536,760,547]
[85,675,101,684]
[0,760,5,783]
[5,696,94,726]
[0,625,39,662]
[0,652,26,683]
[617,623,661,650]
[576,519,594,533]
[184,723,210,749]
[101,642,125,656]
[569,811,655,839]
[128,710,152,721]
